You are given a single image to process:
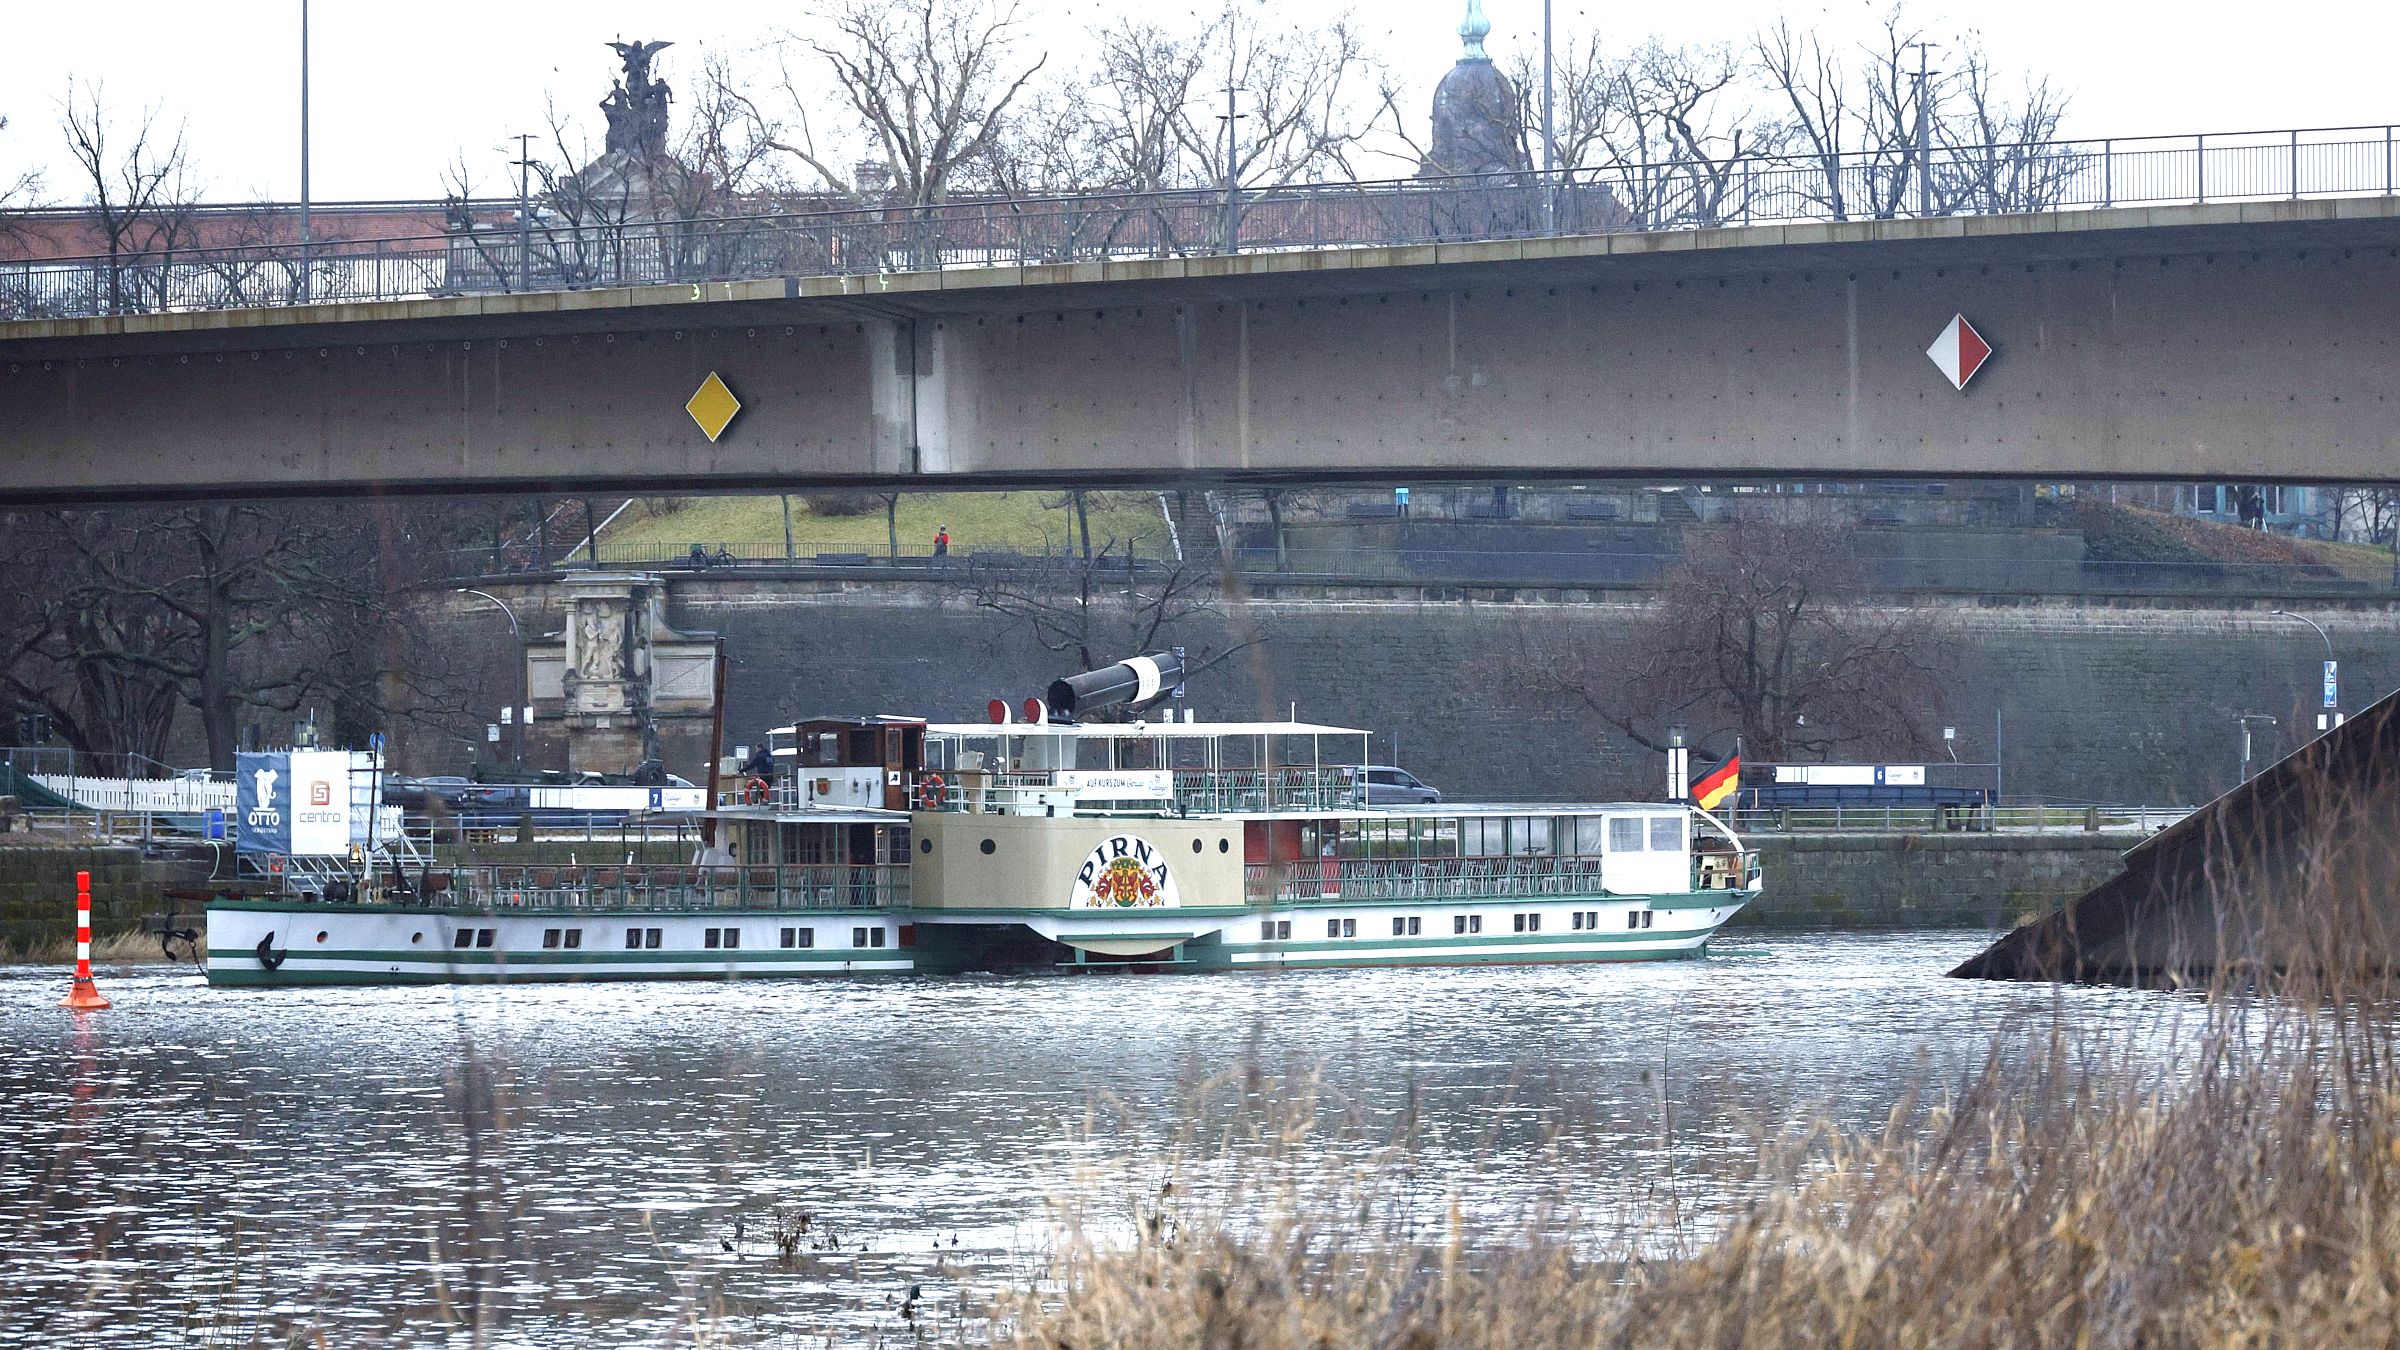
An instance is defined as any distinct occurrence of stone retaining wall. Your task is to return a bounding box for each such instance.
[1735,832,2142,929]
[0,844,149,953]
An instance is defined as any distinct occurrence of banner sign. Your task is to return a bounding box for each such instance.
[1058,770,1174,800]
[237,750,354,856]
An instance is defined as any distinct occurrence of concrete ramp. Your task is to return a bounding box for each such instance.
[1952,687,2400,985]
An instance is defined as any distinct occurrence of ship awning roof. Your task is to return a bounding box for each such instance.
[923,719,1369,738]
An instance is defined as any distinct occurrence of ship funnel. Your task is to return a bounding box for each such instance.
[1045,651,1187,720]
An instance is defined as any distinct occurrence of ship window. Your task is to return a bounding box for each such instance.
[1512,913,1525,933]
[1453,915,1467,935]
[1264,921,1279,942]
[1573,817,1607,856]
[410,931,423,945]
[455,929,474,948]
[705,928,721,949]
[1650,816,1683,851]
[1392,917,1407,936]
[645,928,662,949]
[1276,920,1291,939]
[1343,918,1355,937]
[626,928,642,950]
[869,928,886,948]
[1220,838,1231,853]
[724,928,741,949]
[542,929,560,949]
[1469,914,1483,934]
[1328,918,1342,938]
[1587,911,1600,928]
[475,929,495,948]
[1627,911,1641,929]
[564,929,582,949]
[1608,817,1644,851]
[853,926,870,947]
[980,839,996,855]
[1192,839,1204,853]
[1642,911,1655,929]
[919,838,933,854]
[1406,916,1421,935]
[1572,911,1585,931]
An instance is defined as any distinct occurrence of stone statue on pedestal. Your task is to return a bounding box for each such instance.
[601,39,675,158]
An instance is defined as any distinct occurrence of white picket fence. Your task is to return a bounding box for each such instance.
[33,774,234,813]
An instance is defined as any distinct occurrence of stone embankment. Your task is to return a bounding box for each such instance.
[1736,832,2141,930]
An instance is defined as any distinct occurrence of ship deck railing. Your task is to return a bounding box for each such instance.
[360,863,912,911]
[930,766,1365,815]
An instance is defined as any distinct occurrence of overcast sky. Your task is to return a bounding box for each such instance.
[4,1,2391,203]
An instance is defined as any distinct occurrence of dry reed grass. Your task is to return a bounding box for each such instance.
[1001,838,2400,1350]
[1000,999,2399,1348]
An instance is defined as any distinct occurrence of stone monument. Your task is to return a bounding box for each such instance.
[523,574,720,778]
[601,39,676,159]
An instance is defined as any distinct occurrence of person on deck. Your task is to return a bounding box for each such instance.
[933,526,951,559]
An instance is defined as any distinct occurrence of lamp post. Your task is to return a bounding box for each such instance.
[2268,608,2339,730]
[456,589,526,766]
[297,0,312,301]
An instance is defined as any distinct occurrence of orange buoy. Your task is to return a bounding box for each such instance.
[59,870,111,1011]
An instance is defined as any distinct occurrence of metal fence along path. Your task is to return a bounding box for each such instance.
[7,124,2400,322]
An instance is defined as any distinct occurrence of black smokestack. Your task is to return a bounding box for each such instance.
[1045,651,1187,720]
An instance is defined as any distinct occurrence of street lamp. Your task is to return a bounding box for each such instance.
[456,589,526,766]
[2268,609,2339,730]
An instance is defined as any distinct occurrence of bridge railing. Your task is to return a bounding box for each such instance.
[8,124,2398,322]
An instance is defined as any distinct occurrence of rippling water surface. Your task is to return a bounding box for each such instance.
[1,932,2189,1345]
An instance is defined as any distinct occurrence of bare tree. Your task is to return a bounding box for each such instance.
[1505,520,1950,762]
[959,541,1221,679]
[0,505,448,771]
[1756,9,2074,221]
[58,80,198,313]
[1188,9,1380,193]
[787,0,1048,208]
[0,112,39,216]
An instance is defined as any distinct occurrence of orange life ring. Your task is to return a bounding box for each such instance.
[741,777,770,806]
[920,773,949,808]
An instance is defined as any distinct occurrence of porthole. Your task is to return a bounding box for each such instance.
[410,932,423,944]
[1191,839,1203,853]
[1219,839,1231,853]
[919,838,933,854]
[980,839,996,855]
[315,931,328,943]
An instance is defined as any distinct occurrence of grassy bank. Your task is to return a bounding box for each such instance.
[595,491,1173,560]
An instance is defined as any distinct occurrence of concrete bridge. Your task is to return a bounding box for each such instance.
[7,197,2400,501]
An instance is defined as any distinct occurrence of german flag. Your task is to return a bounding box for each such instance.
[1692,753,1740,811]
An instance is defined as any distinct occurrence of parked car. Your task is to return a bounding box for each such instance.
[1360,765,1440,805]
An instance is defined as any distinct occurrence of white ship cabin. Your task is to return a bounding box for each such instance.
[708,716,920,875]
[908,717,1750,901]
[918,716,1371,816]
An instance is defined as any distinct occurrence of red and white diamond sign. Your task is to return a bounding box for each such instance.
[1926,313,1993,390]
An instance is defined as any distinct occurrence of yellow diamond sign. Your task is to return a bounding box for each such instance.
[685,371,742,442]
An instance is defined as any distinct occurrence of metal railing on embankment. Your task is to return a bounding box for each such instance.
[1727,804,2191,835]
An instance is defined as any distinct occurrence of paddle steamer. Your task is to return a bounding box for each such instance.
[205,656,1757,985]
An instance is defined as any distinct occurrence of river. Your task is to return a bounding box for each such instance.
[1,932,2189,1345]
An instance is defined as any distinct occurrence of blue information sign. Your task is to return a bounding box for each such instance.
[2324,659,2340,709]
[235,752,291,855]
